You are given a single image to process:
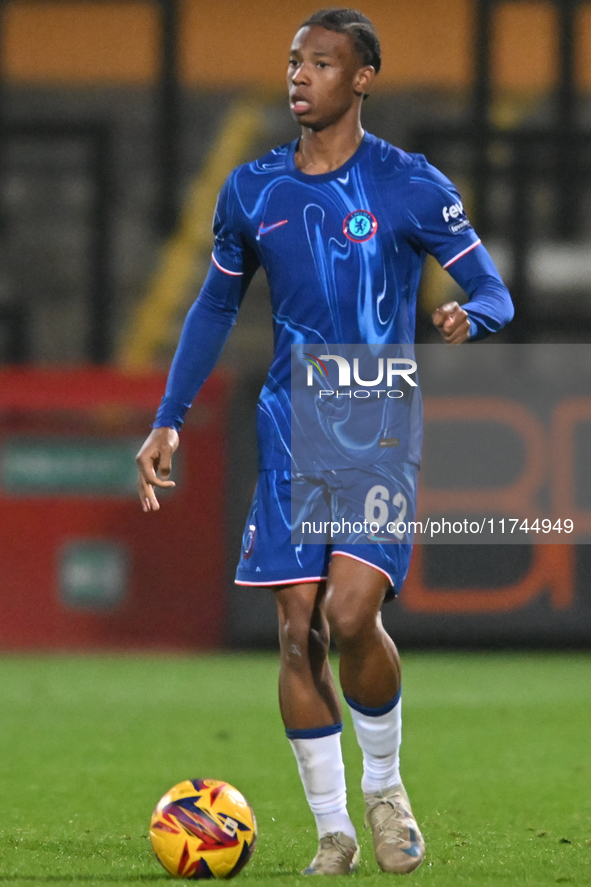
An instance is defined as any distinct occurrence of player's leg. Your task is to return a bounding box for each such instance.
[326,555,400,709]
[275,582,339,729]
[325,556,403,795]
[235,468,358,873]
[274,582,359,874]
[235,470,358,870]
[324,555,425,873]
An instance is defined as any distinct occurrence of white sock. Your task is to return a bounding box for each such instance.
[287,727,357,840]
[346,692,402,794]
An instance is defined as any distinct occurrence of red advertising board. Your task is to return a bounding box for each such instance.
[0,368,230,651]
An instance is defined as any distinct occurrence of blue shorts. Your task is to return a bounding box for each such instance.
[235,465,417,598]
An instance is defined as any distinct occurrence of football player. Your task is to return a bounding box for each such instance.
[137,8,513,875]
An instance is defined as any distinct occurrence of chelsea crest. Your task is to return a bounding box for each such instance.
[343,209,378,243]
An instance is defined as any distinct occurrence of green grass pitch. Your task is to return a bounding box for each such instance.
[0,652,589,886]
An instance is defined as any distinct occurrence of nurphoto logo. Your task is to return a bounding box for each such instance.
[304,353,417,399]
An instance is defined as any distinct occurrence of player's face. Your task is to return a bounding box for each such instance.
[287,25,373,130]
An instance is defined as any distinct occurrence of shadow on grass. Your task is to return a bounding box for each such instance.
[0,877,169,883]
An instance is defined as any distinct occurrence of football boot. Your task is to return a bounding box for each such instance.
[364,783,425,873]
[302,832,360,875]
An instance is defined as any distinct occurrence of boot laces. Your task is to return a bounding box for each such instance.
[316,832,354,862]
[366,795,410,846]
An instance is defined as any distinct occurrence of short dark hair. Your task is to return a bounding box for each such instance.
[300,8,381,75]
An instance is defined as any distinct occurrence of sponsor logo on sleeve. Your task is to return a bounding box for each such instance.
[442,200,471,234]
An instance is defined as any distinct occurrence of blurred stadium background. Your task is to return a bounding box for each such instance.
[1,0,591,652]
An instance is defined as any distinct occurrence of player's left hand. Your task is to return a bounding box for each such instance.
[432,301,471,345]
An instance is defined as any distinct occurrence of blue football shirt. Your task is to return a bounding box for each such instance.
[154,131,513,470]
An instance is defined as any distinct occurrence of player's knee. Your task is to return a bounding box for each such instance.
[327,604,374,648]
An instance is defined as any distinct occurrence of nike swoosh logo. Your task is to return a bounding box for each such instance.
[258,219,289,237]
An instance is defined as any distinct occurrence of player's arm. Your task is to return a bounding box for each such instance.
[431,242,514,345]
[136,173,259,511]
[404,166,514,344]
[136,262,253,511]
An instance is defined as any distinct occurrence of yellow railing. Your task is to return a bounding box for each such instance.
[118,99,265,369]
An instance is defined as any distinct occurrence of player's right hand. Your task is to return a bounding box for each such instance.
[136,427,179,512]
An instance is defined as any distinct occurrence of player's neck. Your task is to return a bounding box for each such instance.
[295,119,365,176]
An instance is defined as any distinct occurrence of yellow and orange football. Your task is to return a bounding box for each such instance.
[150,779,257,880]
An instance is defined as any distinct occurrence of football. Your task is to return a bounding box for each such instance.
[149,778,257,879]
